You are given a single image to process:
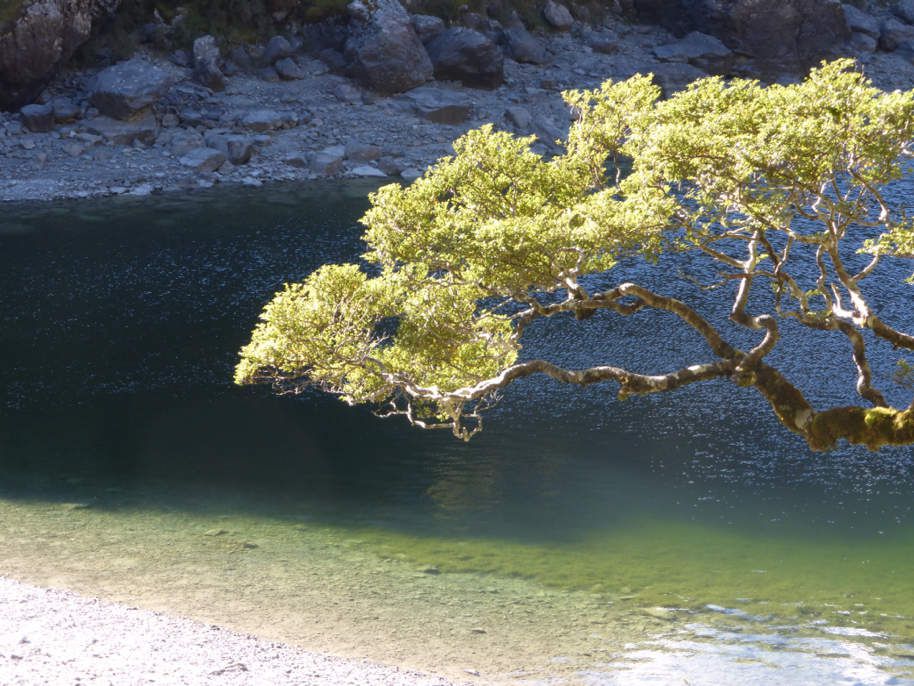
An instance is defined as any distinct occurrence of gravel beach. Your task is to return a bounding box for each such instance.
[0,576,462,686]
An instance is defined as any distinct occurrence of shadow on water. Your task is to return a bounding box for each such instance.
[2,181,914,683]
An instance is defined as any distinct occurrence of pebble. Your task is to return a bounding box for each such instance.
[0,577,458,685]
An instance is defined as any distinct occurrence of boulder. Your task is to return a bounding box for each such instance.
[459,12,501,41]
[179,147,226,172]
[84,112,158,146]
[650,61,708,96]
[20,103,54,132]
[263,35,294,65]
[543,0,574,30]
[333,81,364,104]
[311,145,346,175]
[653,30,733,72]
[505,105,532,131]
[501,24,549,64]
[0,0,121,110]
[238,109,298,131]
[225,136,254,165]
[583,28,619,54]
[192,35,225,92]
[349,164,387,177]
[166,128,204,156]
[403,85,473,124]
[654,31,730,61]
[848,31,877,53]
[425,27,504,89]
[228,46,254,72]
[89,58,174,120]
[629,0,849,70]
[842,4,880,38]
[411,14,445,43]
[345,141,382,161]
[275,57,305,80]
[51,96,80,122]
[880,18,914,51]
[344,0,433,95]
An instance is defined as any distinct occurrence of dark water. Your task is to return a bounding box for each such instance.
[1,181,913,684]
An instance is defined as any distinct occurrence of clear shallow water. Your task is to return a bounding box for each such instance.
[1,181,913,684]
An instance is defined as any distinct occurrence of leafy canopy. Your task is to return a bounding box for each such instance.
[237,60,914,450]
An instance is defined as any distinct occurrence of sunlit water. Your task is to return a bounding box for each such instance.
[1,181,913,684]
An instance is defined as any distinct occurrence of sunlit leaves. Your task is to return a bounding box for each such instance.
[237,60,914,440]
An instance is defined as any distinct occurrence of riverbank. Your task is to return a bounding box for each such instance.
[3,5,914,204]
[0,576,463,685]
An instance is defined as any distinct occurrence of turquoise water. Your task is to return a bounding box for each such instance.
[1,182,913,684]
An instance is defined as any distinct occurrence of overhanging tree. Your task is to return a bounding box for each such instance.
[236,60,914,451]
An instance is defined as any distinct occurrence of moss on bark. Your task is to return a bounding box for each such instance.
[809,406,914,452]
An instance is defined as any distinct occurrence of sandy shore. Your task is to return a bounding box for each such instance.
[0,576,463,686]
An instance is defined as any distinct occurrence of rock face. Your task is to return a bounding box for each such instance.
[0,0,120,110]
[629,0,849,69]
[344,0,433,95]
[425,27,504,89]
[89,58,175,120]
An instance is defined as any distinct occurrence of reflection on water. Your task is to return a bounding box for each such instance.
[1,182,913,684]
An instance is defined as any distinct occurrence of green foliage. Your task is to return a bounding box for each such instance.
[238,60,914,447]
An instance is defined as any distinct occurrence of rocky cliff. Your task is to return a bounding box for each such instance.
[0,0,121,109]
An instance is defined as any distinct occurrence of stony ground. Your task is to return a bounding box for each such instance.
[3,16,913,204]
[0,576,463,686]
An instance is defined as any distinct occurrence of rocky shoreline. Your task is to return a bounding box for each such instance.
[3,1,914,203]
[0,576,463,685]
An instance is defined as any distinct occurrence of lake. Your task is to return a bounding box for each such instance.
[1,181,913,685]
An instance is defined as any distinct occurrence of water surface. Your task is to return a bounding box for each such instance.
[1,182,913,684]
